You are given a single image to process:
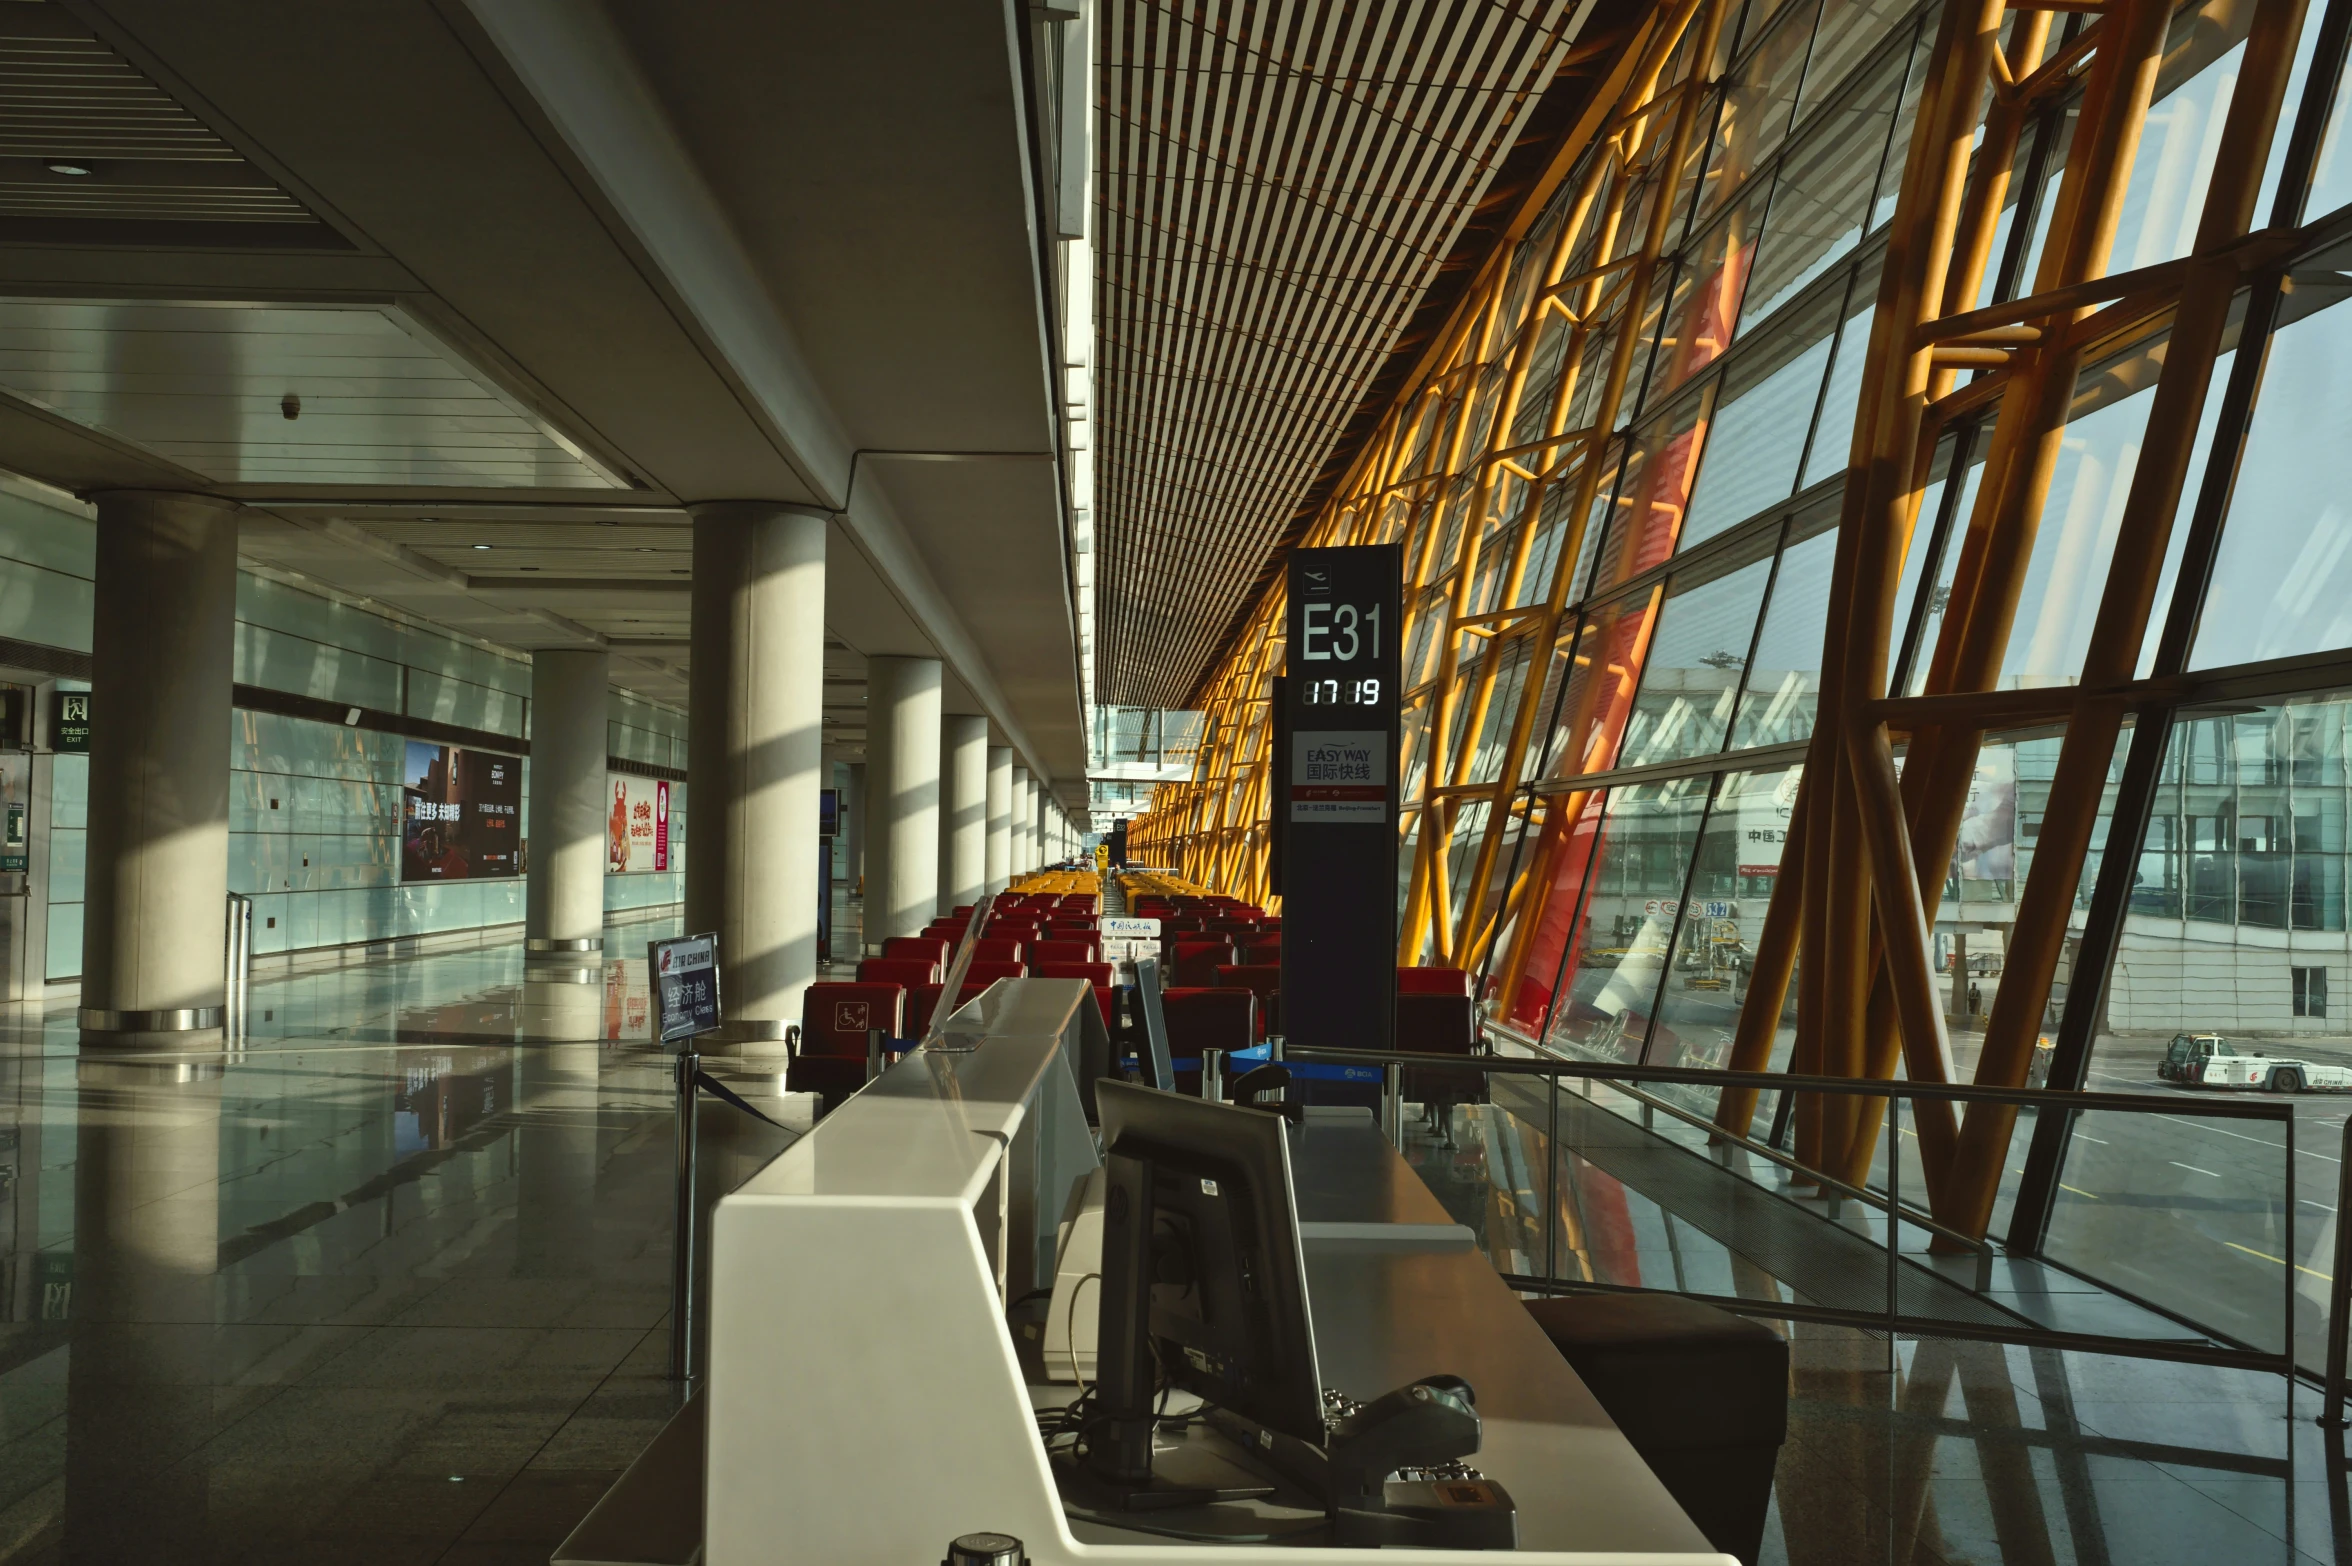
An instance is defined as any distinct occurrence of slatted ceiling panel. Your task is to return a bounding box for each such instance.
[1097,0,1585,708]
[0,2,319,224]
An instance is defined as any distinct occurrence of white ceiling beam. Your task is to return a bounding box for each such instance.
[461,0,1068,786]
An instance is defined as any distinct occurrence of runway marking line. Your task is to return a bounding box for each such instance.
[2171,1162,2222,1178]
[2058,1183,2098,1199]
[2224,1241,2332,1282]
[2179,1118,2340,1163]
[2076,1134,2108,1144]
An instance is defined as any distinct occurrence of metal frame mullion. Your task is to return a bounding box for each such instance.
[2006,704,2175,1251]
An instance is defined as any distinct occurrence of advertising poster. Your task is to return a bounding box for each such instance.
[607,774,671,873]
[401,741,520,881]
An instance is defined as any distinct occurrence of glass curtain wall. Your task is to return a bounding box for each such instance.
[1127,0,2352,1377]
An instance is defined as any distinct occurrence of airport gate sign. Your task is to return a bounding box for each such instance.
[650,932,721,1044]
[1281,544,1401,1055]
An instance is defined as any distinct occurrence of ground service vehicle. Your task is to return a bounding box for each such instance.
[2162,1033,2352,1092]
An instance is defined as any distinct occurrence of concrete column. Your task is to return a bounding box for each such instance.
[526,649,610,954]
[845,761,867,899]
[942,714,988,914]
[1011,764,1032,874]
[1031,783,1047,870]
[864,657,942,944]
[985,747,1013,891]
[80,491,239,1045]
[686,503,827,1049]
[936,741,953,917]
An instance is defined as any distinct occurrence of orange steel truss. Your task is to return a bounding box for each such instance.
[1130,0,2323,1242]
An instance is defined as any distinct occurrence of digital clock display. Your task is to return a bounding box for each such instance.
[1300,677,1383,705]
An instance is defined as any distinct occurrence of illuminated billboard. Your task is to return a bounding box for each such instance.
[401,741,521,881]
[607,773,672,873]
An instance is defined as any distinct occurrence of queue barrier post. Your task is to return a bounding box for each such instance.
[670,1049,701,1382]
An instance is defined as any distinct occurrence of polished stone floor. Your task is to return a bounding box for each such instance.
[1762,1327,2339,1565]
[3,891,2349,1563]
[1403,1099,2352,1564]
[0,905,742,1566]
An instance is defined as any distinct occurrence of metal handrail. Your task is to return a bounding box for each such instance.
[1287,1037,2304,1378]
[1287,1041,2297,1121]
[1295,1043,1992,1252]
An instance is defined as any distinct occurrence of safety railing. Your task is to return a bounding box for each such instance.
[1283,1043,2302,1380]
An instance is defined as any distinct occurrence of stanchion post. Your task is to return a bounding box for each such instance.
[223,893,252,1042]
[1203,1047,1223,1102]
[1382,1062,1403,1149]
[671,1049,702,1383]
[866,1027,885,1083]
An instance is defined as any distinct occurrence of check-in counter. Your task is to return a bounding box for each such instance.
[559,979,1731,1565]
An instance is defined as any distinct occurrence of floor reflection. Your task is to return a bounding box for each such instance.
[1401,1096,2348,1563]
[0,905,730,1565]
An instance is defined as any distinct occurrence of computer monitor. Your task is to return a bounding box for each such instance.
[1088,1080,1323,1487]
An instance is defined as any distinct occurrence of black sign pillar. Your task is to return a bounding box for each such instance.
[1279,544,1401,1053]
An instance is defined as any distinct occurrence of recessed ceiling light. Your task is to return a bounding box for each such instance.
[472,544,490,550]
[46,162,90,177]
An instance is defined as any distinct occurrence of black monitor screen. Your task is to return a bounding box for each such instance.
[1092,1081,1323,1478]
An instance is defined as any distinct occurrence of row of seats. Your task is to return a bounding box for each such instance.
[791,970,1477,1112]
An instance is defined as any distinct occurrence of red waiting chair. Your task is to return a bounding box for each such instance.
[1037,961,1117,1027]
[857,956,938,986]
[975,937,1026,964]
[909,980,991,1030]
[1214,964,1281,1034]
[1399,965,1474,997]
[1399,989,1483,1138]
[1160,987,1261,1097]
[1170,938,1236,988]
[883,935,951,968]
[1032,937,1099,965]
[791,982,905,1112]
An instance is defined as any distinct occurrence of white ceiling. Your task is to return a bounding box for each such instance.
[1095,0,1593,708]
[0,0,1090,799]
[0,298,623,487]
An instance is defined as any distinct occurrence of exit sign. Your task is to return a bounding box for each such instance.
[51,690,88,754]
